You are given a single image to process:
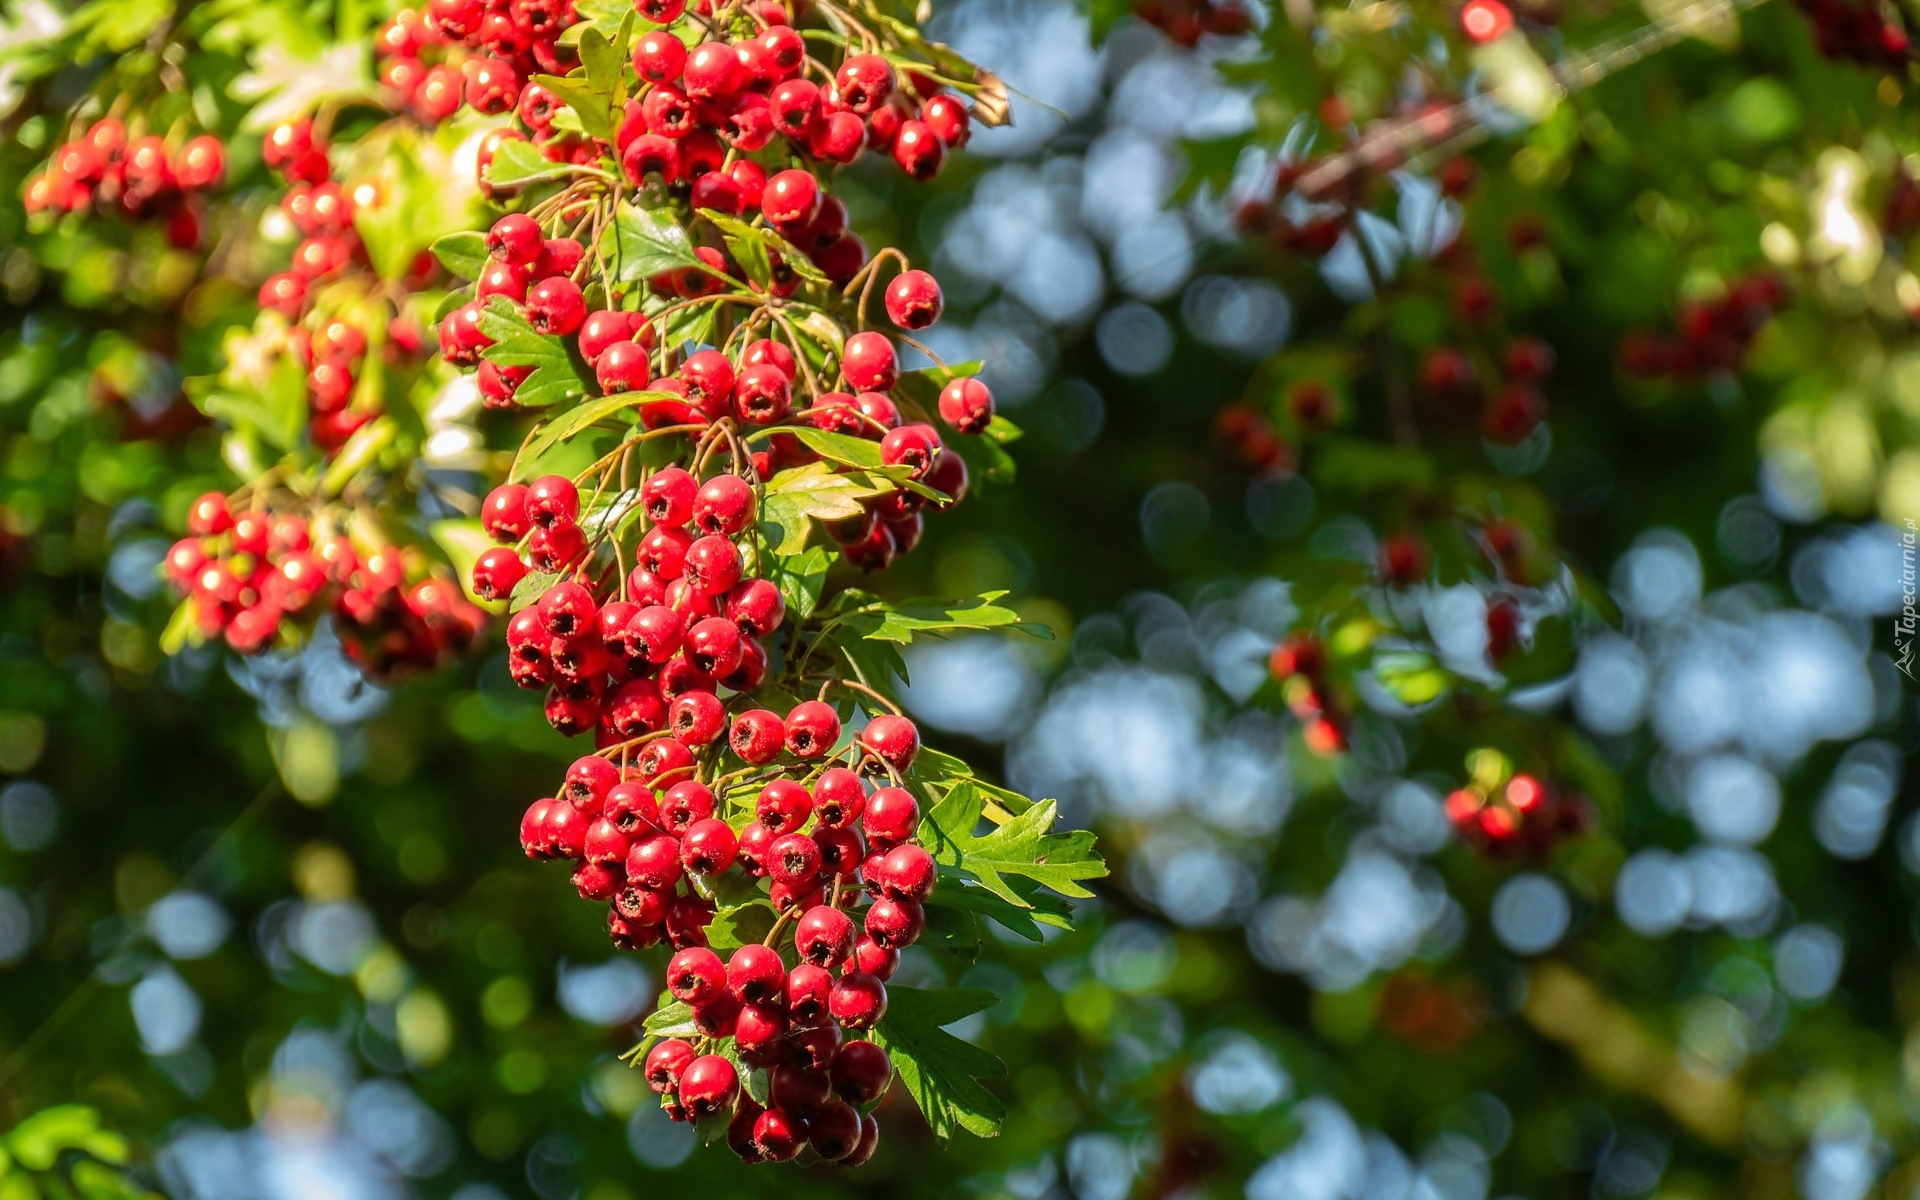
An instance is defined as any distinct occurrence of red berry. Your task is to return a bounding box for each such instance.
[860,714,921,776]
[735,1002,790,1064]
[842,332,898,392]
[693,474,756,535]
[730,710,786,768]
[681,817,738,874]
[640,524,694,577]
[644,1038,695,1092]
[679,349,736,418]
[683,40,744,98]
[863,897,924,950]
[922,93,971,147]
[830,1040,892,1104]
[892,119,947,179]
[873,843,937,903]
[853,934,899,979]
[835,55,895,114]
[472,547,529,601]
[527,276,586,336]
[725,578,786,638]
[752,1108,807,1162]
[525,475,580,530]
[633,29,687,83]
[762,169,823,229]
[175,135,226,189]
[862,785,919,847]
[733,363,792,424]
[829,971,888,1028]
[628,833,685,891]
[770,1063,832,1113]
[784,701,841,759]
[677,1054,738,1119]
[726,943,787,1005]
[938,376,994,434]
[757,778,813,835]
[885,269,943,329]
[683,535,743,595]
[666,946,726,1005]
[669,690,727,744]
[770,79,821,136]
[794,903,854,966]
[809,1100,863,1161]
[845,1114,880,1166]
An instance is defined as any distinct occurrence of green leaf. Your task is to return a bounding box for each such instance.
[477,298,593,408]
[158,599,202,656]
[871,987,1006,1141]
[926,878,1046,942]
[704,902,775,952]
[1501,613,1576,687]
[919,782,1106,908]
[844,591,1046,645]
[485,138,577,188]
[758,462,893,555]
[7,1107,102,1171]
[642,999,699,1038]
[509,570,562,612]
[1375,651,1450,706]
[533,72,617,144]
[614,202,703,283]
[765,543,831,621]
[429,519,494,604]
[517,389,682,464]
[430,231,489,280]
[698,210,829,286]
[1313,437,1436,493]
[944,422,1017,486]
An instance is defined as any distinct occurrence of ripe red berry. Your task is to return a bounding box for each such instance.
[892,119,947,179]
[638,1038,694,1094]
[830,1040,891,1104]
[842,331,898,392]
[486,213,543,265]
[725,943,787,1005]
[683,40,744,99]
[922,93,971,147]
[683,535,743,595]
[175,135,226,190]
[681,817,738,875]
[884,269,943,329]
[733,363,792,424]
[527,276,586,336]
[769,833,824,889]
[845,1114,880,1166]
[829,971,888,1028]
[863,897,925,950]
[735,1002,790,1064]
[808,1100,863,1161]
[835,54,896,114]
[794,903,854,966]
[636,735,697,786]
[807,768,864,829]
[525,475,580,530]
[678,350,736,418]
[666,946,727,1005]
[762,169,823,229]
[472,547,529,602]
[667,690,726,746]
[854,934,899,979]
[757,778,813,835]
[690,992,739,1036]
[873,842,937,903]
[880,423,943,480]
[628,833,685,891]
[633,29,687,82]
[639,525,694,578]
[860,714,921,776]
[594,340,651,394]
[692,474,755,535]
[677,1054,739,1119]
[938,376,995,435]
[862,786,919,848]
[770,1063,832,1114]
[752,1107,808,1162]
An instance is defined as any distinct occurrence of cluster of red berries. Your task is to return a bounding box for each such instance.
[1417,334,1554,446]
[255,118,444,449]
[1618,274,1784,379]
[1793,0,1911,64]
[1444,772,1593,857]
[439,216,589,408]
[376,1,575,126]
[518,713,934,1164]
[1131,0,1252,45]
[1211,403,1295,477]
[23,118,225,248]
[164,492,482,673]
[1268,633,1348,757]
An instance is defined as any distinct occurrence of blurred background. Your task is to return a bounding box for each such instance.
[1,0,1918,1196]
